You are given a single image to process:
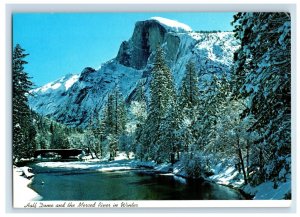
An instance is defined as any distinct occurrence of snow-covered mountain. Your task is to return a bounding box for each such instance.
[29,17,239,127]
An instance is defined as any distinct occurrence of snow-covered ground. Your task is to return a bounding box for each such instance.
[14,152,291,203]
[36,160,135,172]
[206,160,291,200]
[13,166,42,207]
[131,157,291,200]
[242,177,291,200]
[36,152,137,172]
[209,160,244,188]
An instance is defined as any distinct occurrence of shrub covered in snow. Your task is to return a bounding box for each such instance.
[181,152,208,179]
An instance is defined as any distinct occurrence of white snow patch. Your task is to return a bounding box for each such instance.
[65,74,79,90]
[13,167,42,207]
[114,152,134,161]
[35,81,62,93]
[160,173,173,176]
[208,159,291,200]
[98,166,132,172]
[208,160,244,188]
[51,82,61,90]
[243,177,291,200]
[155,163,172,173]
[36,154,136,171]
[37,161,86,169]
[150,17,192,32]
[173,175,187,184]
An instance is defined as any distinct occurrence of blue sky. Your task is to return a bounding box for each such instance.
[13,12,235,87]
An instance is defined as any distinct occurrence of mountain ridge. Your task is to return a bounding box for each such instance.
[29,17,239,127]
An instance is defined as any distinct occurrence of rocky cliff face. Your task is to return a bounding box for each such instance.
[117,19,176,70]
[29,17,239,127]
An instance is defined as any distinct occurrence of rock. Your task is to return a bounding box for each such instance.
[21,166,35,179]
[29,17,238,128]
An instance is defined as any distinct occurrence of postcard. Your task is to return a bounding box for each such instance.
[12,10,292,208]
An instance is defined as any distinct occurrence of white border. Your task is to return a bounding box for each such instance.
[1,0,298,215]
[15,200,292,209]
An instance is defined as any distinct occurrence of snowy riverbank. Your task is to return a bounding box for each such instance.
[36,156,290,200]
[14,152,291,202]
[134,158,291,200]
[13,166,42,207]
[207,160,291,200]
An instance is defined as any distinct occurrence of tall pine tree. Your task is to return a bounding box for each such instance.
[101,87,127,159]
[179,60,200,118]
[142,47,176,161]
[12,44,36,161]
[232,12,291,184]
[178,60,201,153]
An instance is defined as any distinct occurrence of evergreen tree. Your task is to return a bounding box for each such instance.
[12,44,36,161]
[104,94,115,136]
[101,87,127,159]
[158,100,181,163]
[232,12,291,184]
[193,73,230,153]
[130,81,148,160]
[90,111,104,158]
[179,60,200,118]
[141,47,176,161]
[177,61,201,154]
[103,87,127,137]
[113,87,127,136]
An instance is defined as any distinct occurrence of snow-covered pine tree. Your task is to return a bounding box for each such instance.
[194,73,230,153]
[158,100,181,163]
[129,80,148,159]
[97,119,106,157]
[90,110,103,157]
[12,44,36,161]
[103,93,115,136]
[101,87,127,159]
[141,47,176,161]
[132,80,148,125]
[179,60,200,118]
[104,87,127,137]
[134,79,147,104]
[113,87,127,136]
[176,60,201,154]
[232,12,291,184]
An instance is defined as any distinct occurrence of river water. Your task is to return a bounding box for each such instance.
[27,161,245,200]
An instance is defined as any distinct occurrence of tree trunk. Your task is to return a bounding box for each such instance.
[88,147,94,159]
[237,136,248,184]
[115,91,118,135]
[92,148,99,159]
[246,140,250,179]
[259,147,265,182]
[170,152,175,165]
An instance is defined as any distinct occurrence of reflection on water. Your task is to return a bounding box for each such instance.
[28,162,244,200]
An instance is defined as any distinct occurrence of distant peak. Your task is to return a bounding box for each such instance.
[63,73,75,79]
[149,17,192,32]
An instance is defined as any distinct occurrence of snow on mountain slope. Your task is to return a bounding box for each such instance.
[30,64,143,126]
[32,74,76,93]
[29,17,239,127]
[65,74,80,90]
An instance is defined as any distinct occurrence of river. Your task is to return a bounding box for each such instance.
[26,161,245,200]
